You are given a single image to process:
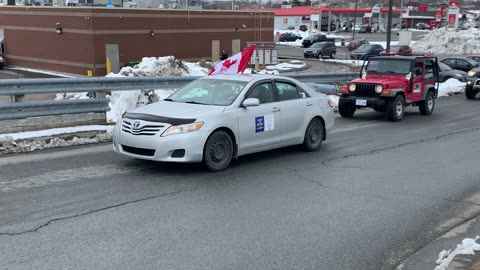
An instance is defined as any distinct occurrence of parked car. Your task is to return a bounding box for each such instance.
[299,25,308,32]
[379,45,412,56]
[302,34,335,48]
[287,25,295,30]
[465,67,480,99]
[358,24,372,33]
[416,23,431,30]
[467,55,480,63]
[437,62,467,82]
[303,42,336,59]
[350,44,384,60]
[319,23,336,32]
[279,33,302,42]
[347,39,369,51]
[113,74,335,171]
[339,56,440,122]
[440,57,479,72]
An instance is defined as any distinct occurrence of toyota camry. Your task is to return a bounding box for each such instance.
[112,74,335,171]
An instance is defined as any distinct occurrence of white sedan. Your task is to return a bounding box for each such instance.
[113,74,335,171]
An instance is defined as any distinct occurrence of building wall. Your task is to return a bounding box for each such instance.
[274,16,303,30]
[0,6,273,76]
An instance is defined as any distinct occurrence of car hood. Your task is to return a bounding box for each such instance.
[128,101,226,120]
[352,75,409,87]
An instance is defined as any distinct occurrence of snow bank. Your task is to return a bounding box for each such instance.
[0,127,113,155]
[435,236,480,270]
[322,59,365,67]
[438,78,466,97]
[106,56,210,122]
[0,125,113,141]
[275,29,347,47]
[265,60,306,71]
[412,28,480,54]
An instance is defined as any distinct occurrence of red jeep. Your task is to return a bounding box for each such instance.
[339,56,440,122]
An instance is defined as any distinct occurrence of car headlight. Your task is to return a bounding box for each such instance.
[375,84,384,93]
[161,122,204,137]
[468,71,477,77]
[349,84,356,92]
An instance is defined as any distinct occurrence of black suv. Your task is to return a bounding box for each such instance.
[304,42,336,59]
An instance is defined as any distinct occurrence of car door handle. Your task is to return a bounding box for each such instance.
[306,102,312,106]
[272,107,280,112]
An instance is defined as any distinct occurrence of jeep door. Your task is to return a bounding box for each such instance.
[409,61,425,101]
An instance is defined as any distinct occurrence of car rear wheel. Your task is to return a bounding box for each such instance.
[466,86,477,99]
[330,51,336,59]
[338,99,356,117]
[303,118,324,152]
[203,131,233,172]
[386,95,405,122]
[419,91,435,115]
[317,53,322,59]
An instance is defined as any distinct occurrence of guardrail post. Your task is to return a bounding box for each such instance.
[10,95,24,103]
[94,92,106,99]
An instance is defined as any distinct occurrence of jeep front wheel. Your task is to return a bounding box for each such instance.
[338,99,356,118]
[419,91,435,115]
[466,86,477,99]
[386,95,405,122]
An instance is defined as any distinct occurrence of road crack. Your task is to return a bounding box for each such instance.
[0,187,197,236]
[321,127,480,168]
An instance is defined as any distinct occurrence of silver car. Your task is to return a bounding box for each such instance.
[112,74,335,171]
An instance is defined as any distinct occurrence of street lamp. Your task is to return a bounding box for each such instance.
[352,0,358,40]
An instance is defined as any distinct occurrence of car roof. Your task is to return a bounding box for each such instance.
[371,56,434,61]
[442,56,473,61]
[204,74,294,83]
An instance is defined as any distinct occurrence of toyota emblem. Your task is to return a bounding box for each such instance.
[133,120,141,128]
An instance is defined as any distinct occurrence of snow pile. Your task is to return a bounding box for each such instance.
[0,128,112,155]
[322,59,365,67]
[265,60,306,71]
[55,92,90,100]
[412,28,480,54]
[435,236,480,270]
[106,56,210,122]
[438,78,466,97]
[275,29,346,47]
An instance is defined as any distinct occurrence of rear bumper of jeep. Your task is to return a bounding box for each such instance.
[340,96,387,107]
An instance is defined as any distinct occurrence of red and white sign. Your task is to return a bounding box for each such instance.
[448,14,456,26]
[209,45,256,75]
[283,18,288,25]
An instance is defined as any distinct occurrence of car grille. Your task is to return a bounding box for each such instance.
[122,120,164,136]
[121,145,156,157]
[351,84,379,97]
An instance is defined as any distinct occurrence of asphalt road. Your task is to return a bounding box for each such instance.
[1,95,480,270]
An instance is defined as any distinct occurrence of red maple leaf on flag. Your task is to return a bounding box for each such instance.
[221,59,238,71]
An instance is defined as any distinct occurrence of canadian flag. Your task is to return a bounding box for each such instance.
[208,45,256,75]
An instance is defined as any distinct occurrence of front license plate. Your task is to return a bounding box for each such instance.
[355,99,367,106]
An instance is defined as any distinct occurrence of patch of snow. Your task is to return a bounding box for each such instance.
[55,92,90,100]
[395,263,405,270]
[435,236,480,270]
[0,125,113,141]
[0,126,113,155]
[438,78,466,97]
[7,67,77,78]
[412,28,480,54]
[441,219,477,239]
[275,30,346,47]
[322,59,365,67]
[265,61,306,71]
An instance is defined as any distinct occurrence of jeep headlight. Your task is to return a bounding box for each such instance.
[468,71,477,77]
[349,84,356,92]
[161,122,204,137]
[375,85,384,93]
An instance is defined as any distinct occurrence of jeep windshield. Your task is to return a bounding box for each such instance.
[365,59,412,75]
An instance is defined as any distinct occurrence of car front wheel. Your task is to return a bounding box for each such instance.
[303,118,324,151]
[203,131,233,172]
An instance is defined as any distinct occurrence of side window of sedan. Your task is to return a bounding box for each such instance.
[276,82,300,101]
[246,82,275,104]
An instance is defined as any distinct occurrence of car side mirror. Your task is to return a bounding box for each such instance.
[243,98,260,107]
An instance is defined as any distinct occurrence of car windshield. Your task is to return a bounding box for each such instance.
[438,62,452,71]
[306,35,317,40]
[311,43,326,48]
[357,44,374,52]
[365,59,412,75]
[168,79,247,106]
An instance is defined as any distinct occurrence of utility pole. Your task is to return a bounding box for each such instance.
[318,0,322,32]
[386,0,393,53]
[352,0,358,39]
[327,1,332,34]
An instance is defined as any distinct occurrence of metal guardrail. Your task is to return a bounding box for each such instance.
[0,73,356,121]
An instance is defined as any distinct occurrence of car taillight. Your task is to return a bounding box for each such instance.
[328,100,335,108]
